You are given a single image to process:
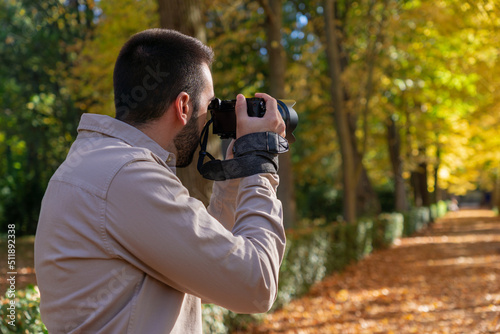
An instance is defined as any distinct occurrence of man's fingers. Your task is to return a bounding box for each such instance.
[235,93,286,139]
[255,93,286,138]
[235,94,247,119]
[254,93,277,112]
[225,139,235,160]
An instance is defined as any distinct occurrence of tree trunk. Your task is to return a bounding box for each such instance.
[387,115,408,212]
[493,168,500,209]
[347,111,381,216]
[259,0,297,228]
[158,0,206,42]
[410,172,421,207]
[324,0,357,223]
[158,0,218,205]
[411,147,430,207]
[434,144,442,202]
[352,0,389,217]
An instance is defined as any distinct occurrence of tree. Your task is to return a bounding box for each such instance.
[68,0,158,117]
[259,0,297,228]
[0,0,94,234]
[159,0,206,42]
[158,0,220,205]
[322,0,389,221]
[378,0,500,205]
[323,0,357,222]
[386,114,408,211]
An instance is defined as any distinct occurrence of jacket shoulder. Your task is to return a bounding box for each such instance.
[51,137,167,198]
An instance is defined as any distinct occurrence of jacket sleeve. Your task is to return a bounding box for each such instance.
[207,178,241,231]
[104,160,286,313]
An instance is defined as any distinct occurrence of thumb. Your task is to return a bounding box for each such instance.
[235,94,247,119]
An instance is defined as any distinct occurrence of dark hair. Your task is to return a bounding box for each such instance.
[113,29,214,125]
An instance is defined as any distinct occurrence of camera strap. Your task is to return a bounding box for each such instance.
[197,119,219,178]
[197,121,289,181]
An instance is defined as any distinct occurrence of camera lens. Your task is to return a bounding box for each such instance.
[277,100,298,143]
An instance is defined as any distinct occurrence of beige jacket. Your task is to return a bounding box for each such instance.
[35,114,286,333]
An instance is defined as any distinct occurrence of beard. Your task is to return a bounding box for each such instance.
[173,114,200,168]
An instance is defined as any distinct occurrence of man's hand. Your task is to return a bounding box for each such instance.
[235,93,286,139]
[225,139,235,160]
[224,93,286,160]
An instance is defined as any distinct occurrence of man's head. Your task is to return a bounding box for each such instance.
[113,28,214,126]
[113,29,215,167]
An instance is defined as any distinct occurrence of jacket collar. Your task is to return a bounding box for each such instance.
[77,113,176,166]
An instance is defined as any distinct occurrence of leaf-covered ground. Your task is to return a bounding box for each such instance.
[249,209,500,333]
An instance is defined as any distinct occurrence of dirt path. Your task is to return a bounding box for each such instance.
[250,209,500,333]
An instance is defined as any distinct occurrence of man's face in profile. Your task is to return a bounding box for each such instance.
[174,64,214,167]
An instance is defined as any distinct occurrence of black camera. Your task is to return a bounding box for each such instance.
[208,97,298,143]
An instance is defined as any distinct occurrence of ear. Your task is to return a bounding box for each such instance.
[174,92,190,126]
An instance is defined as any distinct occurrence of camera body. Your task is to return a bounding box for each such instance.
[208,97,298,143]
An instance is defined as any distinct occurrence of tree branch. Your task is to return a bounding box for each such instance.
[257,0,276,25]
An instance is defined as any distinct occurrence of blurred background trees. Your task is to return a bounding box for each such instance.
[0,0,95,234]
[1,0,499,234]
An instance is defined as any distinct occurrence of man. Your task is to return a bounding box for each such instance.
[35,29,287,333]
